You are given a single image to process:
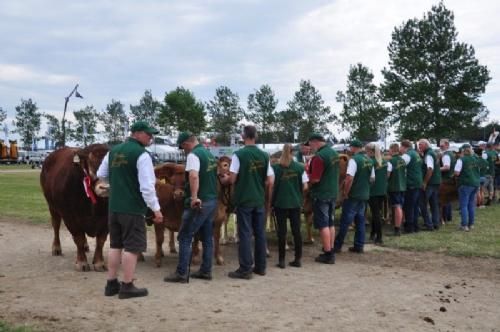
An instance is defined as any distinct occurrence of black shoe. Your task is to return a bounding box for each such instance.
[190,270,212,280]
[253,268,266,276]
[422,226,434,232]
[332,247,341,254]
[163,272,188,283]
[369,233,375,241]
[374,237,383,245]
[394,228,401,236]
[228,269,253,280]
[288,260,301,268]
[118,282,148,299]
[276,261,285,269]
[104,278,120,296]
[315,252,335,264]
[348,246,364,254]
[434,225,440,230]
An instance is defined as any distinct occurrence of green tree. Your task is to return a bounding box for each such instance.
[381,1,490,141]
[14,99,42,150]
[43,114,73,148]
[72,106,99,146]
[281,80,335,142]
[0,107,6,124]
[100,100,128,144]
[130,90,162,126]
[247,84,278,146]
[160,87,206,135]
[337,63,389,141]
[207,86,244,145]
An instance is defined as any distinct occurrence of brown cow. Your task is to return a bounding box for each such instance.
[302,153,349,243]
[40,144,109,271]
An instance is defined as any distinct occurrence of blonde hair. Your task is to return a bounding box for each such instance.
[463,147,473,156]
[365,143,382,167]
[390,143,400,153]
[279,144,293,167]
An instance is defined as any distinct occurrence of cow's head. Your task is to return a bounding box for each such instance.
[154,163,185,201]
[72,144,109,199]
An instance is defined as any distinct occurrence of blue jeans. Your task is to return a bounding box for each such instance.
[236,206,266,273]
[403,188,420,232]
[420,184,440,229]
[176,199,216,275]
[312,198,335,229]
[334,198,367,250]
[458,186,478,227]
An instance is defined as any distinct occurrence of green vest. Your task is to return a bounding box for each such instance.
[388,154,407,192]
[458,156,480,187]
[424,148,441,185]
[486,150,497,177]
[441,150,456,181]
[232,145,269,208]
[109,138,148,215]
[184,144,218,207]
[478,156,489,177]
[310,145,339,200]
[349,152,373,201]
[370,158,388,197]
[272,161,304,209]
[406,149,423,189]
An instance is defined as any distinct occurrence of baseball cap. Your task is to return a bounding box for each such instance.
[130,121,159,135]
[177,132,192,148]
[307,133,325,142]
[350,139,363,148]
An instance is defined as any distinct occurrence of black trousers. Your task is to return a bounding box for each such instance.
[369,196,384,240]
[274,207,302,261]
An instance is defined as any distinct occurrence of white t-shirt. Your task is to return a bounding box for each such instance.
[442,153,451,167]
[185,153,200,172]
[401,154,411,165]
[425,155,434,169]
[229,154,274,177]
[454,159,463,173]
[387,161,393,172]
[347,159,375,178]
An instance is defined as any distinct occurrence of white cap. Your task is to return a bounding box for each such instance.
[478,140,487,145]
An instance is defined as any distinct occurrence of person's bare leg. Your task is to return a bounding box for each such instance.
[122,251,139,283]
[319,228,331,252]
[107,248,121,280]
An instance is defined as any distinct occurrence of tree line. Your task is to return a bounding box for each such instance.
[0,2,494,150]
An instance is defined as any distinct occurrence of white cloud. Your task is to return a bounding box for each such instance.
[0,64,78,85]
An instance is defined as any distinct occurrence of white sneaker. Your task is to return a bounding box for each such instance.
[469,225,474,230]
[459,226,469,231]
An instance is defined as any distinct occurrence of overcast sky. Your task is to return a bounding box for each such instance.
[1,0,499,139]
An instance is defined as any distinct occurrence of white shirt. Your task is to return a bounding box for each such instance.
[442,153,451,167]
[346,159,375,178]
[401,153,411,165]
[482,151,488,160]
[301,171,309,183]
[425,155,434,169]
[454,159,463,173]
[387,162,393,173]
[97,151,160,212]
[229,154,274,177]
[185,153,200,172]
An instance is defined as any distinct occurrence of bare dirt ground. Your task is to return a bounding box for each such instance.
[0,218,499,332]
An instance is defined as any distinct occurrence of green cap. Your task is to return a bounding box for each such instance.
[130,121,159,135]
[461,143,471,149]
[308,133,325,142]
[177,131,192,148]
[350,139,363,148]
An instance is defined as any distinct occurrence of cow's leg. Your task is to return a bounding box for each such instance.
[83,237,90,253]
[154,223,165,267]
[50,208,63,256]
[214,218,224,265]
[92,233,108,272]
[72,233,90,272]
[304,210,314,244]
[169,230,177,254]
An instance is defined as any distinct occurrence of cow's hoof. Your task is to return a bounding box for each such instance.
[216,256,224,265]
[93,262,107,272]
[75,262,91,272]
[161,249,165,257]
[138,253,145,262]
[303,239,315,245]
[169,248,177,254]
[52,247,63,256]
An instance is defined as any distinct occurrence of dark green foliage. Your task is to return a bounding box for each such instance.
[207,86,244,145]
[100,100,128,144]
[247,84,278,145]
[160,87,206,135]
[337,63,389,141]
[130,90,162,127]
[72,106,99,146]
[381,2,490,141]
[14,99,41,150]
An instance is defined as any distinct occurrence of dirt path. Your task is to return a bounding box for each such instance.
[0,218,499,332]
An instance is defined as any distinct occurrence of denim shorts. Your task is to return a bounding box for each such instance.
[312,198,335,229]
[389,192,405,207]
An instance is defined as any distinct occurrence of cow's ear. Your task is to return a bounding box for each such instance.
[154,164,174,180]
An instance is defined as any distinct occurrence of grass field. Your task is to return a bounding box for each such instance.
[0,164,32,170]
[0,170,498,258]
[0,321,34,332]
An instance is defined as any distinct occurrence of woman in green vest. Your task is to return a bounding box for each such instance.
[272,144,308,268]
[366,143,389,244]
[454,144,480,231]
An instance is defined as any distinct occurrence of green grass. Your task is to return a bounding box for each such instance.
[0,164,32,170]
[0,321,35,332]
[0,171,498,258]
[377,204,500,258]
[0,172,49,223]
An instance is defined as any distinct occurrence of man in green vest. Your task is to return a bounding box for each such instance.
[483,143,497,205]
[387,143,407,236]
[439,139,456,222]
[400,140,422,233]
[308,133,339,264]
[418,139,441,231]
[225,125,274,279]
[164,132,218,283]
[97,121,163,299]
[333,139,374,254]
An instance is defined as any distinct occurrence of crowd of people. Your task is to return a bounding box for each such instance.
[97,121,500,299]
